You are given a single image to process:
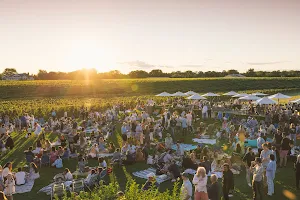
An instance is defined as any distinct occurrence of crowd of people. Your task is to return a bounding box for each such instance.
[0,96,299,199]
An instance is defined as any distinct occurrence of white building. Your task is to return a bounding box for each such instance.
[2,73,34,80]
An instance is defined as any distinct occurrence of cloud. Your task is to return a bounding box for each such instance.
[247,61,289,65]
[179,64,203,68]
[118,60,154,69]
[119,60,173,69]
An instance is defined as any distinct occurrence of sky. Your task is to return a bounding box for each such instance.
[0,0,299,74]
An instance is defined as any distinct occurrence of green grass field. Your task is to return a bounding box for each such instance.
[1,78,300,99]
[1,120,299,200]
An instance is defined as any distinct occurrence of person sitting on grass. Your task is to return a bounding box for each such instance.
[98,137,108,153]
[29,162,40,180]
[98,157,107,168]
[111,148,122,165]
[4,134,14,150]
[24,146,34,158]
[78,158,87,173]
[135,148,144,162]
[61,147,70,159]
[107,142,116,153]
[142,172,159,191]
[52,156,63,169]
[89,144,99,158]
[84,169,97,187]
[50,147,58,164]
[15,167,26,186]
[63,168,73,181]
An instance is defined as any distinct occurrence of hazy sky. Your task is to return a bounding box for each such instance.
[0,0,299,74]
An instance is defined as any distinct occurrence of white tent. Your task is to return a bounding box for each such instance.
[171,91,187,97]
[291,99,300,104]
[268,93,291,99]
[232,93,248,98]
[223,91,239,96]
[256,97,277,105]
[202,92,220,97]
[155,92,171,97]
[252,92,268,96]
[239,95,260,101]
[185,91,198,96]
[187,94,206,100]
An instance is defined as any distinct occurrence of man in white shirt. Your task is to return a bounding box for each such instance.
[15,167,26,185]
[181,172,193,200]
[34,122,42,137]
[202,105,208,119]
[186,112,193,132]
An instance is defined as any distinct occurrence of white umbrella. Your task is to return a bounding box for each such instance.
[185,91,198,96]
[291,99,300,104]
[202,92,220,97]
[223,91,239,96]
[239,95,260,101]
[268,93,291,99]
[256,97,277,105]
[252,92,268,96]
[232,93,248,98]
[155,92,171,97]
[187,94,206,100]
[171,91,187,97]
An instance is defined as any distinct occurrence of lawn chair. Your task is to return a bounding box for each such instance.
[85,174,99,192]
[72,179,85,194]
[51,183,65,200]
[41,154,50,167]
[25,154,34,164]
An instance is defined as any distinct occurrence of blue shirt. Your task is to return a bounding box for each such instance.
[52,158,63,168]
[257,137,265,149]
[266,160,276,179]
[181,118,187,128]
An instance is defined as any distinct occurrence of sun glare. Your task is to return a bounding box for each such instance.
[64,42,115,72]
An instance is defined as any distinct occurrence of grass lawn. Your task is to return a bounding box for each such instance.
[1,120,299,200]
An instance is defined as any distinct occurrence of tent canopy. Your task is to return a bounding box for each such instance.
[239,95,260,101]
[202,92,220,97]
[155,92,171,97]
[256,97,277,105]
[171,91,187,96]
[185,91,198,95]
[291,99,300,104]
[268,93,291,99]
[223,91,239,96]
[187,94,206,100]
[232,93,248,98]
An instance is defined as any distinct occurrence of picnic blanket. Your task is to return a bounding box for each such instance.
[15,180,35,194]
[38,181,73,195]
[132,168,170,184]
[97,153,114,158]
[192,138,217,145]
[171,144,197,152]
[244,138,273,147]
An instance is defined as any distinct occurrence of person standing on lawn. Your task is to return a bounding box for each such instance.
[222,163,234,200]
[295,155,300,190]
[180,172,193,200]
[243,147,255,187]
[266,154,276,196]
[251,157,264,200]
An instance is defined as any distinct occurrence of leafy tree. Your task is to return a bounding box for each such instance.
[2,68,17,77]
[128,70,149,78]
[149,69,164,77]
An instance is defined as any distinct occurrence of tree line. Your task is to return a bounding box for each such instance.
[1,68,300,80]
